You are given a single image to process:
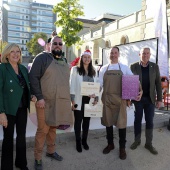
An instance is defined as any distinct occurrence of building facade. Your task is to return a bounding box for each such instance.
[68,0,170,69]
[1,0,56,57]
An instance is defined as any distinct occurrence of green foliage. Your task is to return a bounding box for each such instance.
[0,41,8,54]
[26,32,48,56]
[53,0,84,47]
[75,40,84,50]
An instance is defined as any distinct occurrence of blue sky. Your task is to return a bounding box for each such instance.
[35,0,142,19]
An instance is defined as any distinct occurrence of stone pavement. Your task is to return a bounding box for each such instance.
[1,109,170,170]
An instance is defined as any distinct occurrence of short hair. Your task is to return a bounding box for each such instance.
[52,30,57,37]
[51,36,62,43]
[1,43,22,64]
[47,38,52,43]
[140,47,150,54]
[112,46,119,52]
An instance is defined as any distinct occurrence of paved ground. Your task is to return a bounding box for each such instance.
[0,109,170,170]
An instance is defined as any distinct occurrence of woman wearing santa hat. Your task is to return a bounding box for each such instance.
[70,50,98,153]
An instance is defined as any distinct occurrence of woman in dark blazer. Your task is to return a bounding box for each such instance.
[0,43,35,170]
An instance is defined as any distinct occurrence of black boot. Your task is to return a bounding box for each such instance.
[76,140,82,153]
[82,139,89,150]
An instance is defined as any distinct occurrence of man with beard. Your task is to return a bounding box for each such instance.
[29,36,73,170]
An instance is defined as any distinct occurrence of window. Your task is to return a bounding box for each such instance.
[8,25,20,31]
[8,38,20,43]
[9,13,20,19]
[105,40,110,48]
[120,35,129,45]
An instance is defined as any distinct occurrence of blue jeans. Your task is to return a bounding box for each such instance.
[133,96,155,143]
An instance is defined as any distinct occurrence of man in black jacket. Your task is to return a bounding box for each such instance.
[130,47,162,155]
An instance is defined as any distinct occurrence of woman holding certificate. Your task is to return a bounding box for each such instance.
[70,50,98,153]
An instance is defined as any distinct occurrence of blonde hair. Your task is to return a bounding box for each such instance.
[1,43,22,64]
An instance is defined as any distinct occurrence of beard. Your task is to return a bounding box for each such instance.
[51,50,63,58]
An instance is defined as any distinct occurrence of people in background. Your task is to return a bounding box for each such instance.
[44,38,51,52]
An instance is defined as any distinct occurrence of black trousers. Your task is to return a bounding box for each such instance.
[106,126,126,148]
[1,107,28,170]
[74,96,90,141]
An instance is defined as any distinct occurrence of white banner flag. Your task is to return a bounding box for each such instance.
[152,0,169,77]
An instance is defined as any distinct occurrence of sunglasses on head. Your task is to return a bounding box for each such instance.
[52,42,63,46]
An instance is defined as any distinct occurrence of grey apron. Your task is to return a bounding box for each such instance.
[101,64,127,128]
[40,59,73,126]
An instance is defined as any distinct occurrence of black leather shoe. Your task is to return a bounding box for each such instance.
[76,140,82,152]
[82,139,89,150]
[119,148,127,160]
[145,144,158,155]
[103,144,114,154]
[130,141,141,150]
[15,165,29,170]
[21,167,29,170]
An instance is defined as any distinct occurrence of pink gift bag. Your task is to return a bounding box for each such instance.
[122,75,139,100]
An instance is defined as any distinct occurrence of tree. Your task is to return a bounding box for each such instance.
[0,41,8,54]
[53,0,84,60]
[26,32,48,56]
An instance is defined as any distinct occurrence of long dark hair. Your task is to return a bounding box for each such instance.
[77,57,96,77]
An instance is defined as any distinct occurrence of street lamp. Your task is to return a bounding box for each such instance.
[0,3,10,53]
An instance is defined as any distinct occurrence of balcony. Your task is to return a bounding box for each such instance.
[31,17,37,21]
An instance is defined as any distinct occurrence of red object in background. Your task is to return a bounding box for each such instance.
[161,76,169,107]
[70,57,80,69]
[164,93,170,106]
[161,76,169,95]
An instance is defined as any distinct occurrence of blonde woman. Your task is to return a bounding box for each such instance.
[0,43,35,170]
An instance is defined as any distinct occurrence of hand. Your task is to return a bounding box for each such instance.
[126,100,131,107]
[0,113,8,128]
[36,99,45,109]
[135,90,143,101]
[71,101,76,111]
[89,94,96,98]
[31,95,37,102]
[92,100,98,106]
[156,101,162,109]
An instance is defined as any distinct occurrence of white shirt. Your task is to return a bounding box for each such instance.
[99,63,133,88]
[70,66,98,111]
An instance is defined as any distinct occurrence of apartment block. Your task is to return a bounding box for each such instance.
[1,0,56,57]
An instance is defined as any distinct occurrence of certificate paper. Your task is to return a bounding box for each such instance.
[81,82,100,96]
[84,104,102,117]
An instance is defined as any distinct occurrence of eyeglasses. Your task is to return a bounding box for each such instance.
[52,42,63,46]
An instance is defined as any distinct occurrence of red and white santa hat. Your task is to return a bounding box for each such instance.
[81,49,91,57]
